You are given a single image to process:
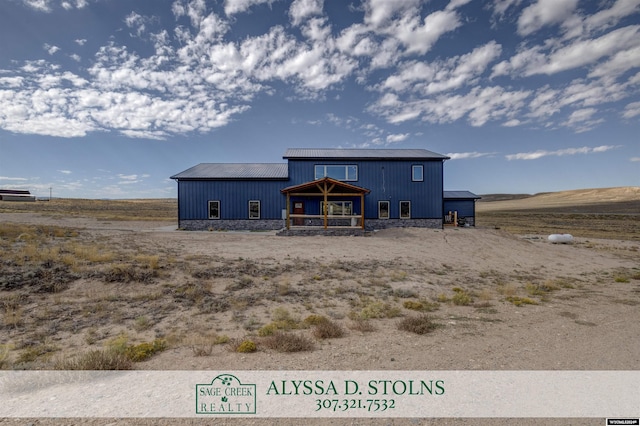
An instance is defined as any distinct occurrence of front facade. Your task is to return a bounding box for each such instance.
[171,148,478,232]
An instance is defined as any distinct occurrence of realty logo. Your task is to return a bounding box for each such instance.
[196,374,256,415]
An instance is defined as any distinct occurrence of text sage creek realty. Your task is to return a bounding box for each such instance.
[266,379,445,396]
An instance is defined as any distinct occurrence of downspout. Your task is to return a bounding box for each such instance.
[175,179,181,230]
[441,159,446,230]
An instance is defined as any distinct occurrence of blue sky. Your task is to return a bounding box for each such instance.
[0,0,639,199]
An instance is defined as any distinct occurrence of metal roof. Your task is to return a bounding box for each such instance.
[171,163,288,180]
[283,148,449,160]
[444,191,481,199]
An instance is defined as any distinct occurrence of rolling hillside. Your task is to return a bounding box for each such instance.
[477,187,640,213]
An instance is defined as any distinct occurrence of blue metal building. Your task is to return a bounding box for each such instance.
[171,148,479,231]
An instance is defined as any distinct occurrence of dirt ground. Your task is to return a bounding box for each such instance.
[1,212,639,425]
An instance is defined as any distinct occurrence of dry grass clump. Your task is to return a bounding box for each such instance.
[105,334,167,362]
[258,307,301,336]
[54,349,132,370]
[397,315,440,335]
[505,296,538,306]
[16,343,58,364]
[526,280,560,296]
[0,344,12,369]
[348,318,377,333]
[349,299,402,320]
[312,319,345,339]
[2,295,25,328]
[403,300,440,312]
[185,333,230,356]
[261,332,314,353]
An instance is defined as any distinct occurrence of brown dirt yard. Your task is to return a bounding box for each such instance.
[0,198,639,425]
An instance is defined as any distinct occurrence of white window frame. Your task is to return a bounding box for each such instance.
[412,165,424,182]
[248,200,260,219]
[321,201,353,216]
[208,200,220,219]
[314,164,358,181]
[399,201,411,219]
[378,201,390,219]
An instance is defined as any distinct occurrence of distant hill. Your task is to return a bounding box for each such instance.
[477,187,640,213]
[477,194,533,203]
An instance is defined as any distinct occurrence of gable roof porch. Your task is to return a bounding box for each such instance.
[280,177,371,230]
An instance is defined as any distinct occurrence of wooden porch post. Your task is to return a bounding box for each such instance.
[286,193,290,230]
[360,193,365,230]
[323,180,328,229]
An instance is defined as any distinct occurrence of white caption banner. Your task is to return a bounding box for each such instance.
[0,370,638,418]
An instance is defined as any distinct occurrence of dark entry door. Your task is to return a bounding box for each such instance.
[293,202,304,226]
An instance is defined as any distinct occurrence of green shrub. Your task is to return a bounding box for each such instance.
[235,340,257,353]
[505,296,538,306]
[452,289,473,306]
[303,314,329,327]
[124,339,167,362]
[403,300,440,312]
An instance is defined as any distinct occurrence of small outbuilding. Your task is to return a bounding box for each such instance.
[443,191,481,227]
[0,189,36,202]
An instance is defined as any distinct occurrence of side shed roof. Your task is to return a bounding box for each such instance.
[171,163,288,180]
[283,148,449,160]
[444,191,481,200]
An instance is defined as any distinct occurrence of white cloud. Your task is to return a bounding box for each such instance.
[386,133,409,143]
[622,101,640,118]
[446,152,494,159]
[289,0,323,26]
[493,25,640,77]
[57,170,72,174]
[386,9,462,56]
[44,43,60,55]
[631,157,640,162]
[363,0,421,28]
[224,0,276,16]
[75,39,87,46]
[22,0,52,12]
[380,41,502,95]
[517,0,578,36]
[506,145,619,160]
[583,0,640,33]
[0,176,28,181]
[490,0,522,18]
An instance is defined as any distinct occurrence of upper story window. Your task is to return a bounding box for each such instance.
[314,165,358,181]
[412,165,424,182]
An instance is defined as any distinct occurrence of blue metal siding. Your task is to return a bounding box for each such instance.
[177,180,287,220]
[288,159,443,219]
[443,200,475,218]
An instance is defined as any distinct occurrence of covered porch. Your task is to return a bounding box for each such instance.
[280,177,370,230]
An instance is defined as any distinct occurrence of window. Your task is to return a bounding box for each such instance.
[400,201,410,219]
[412,165,424,182]
[322,201,352,216]
[249,200,260,219]
[314,165,358,181]
[378,201,390,219]
[208,201,220,219]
